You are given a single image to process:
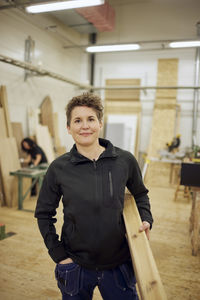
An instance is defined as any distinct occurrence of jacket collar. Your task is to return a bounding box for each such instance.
[69,138,118,164]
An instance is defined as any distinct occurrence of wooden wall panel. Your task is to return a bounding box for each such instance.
[105,78,141,101]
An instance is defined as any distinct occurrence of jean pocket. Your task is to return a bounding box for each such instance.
[55,263,82,296]
[113,260,136,291]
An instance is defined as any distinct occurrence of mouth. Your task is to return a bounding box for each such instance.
[80,133,92,137]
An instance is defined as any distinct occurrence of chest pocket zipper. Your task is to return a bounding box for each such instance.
[109,171,113,198]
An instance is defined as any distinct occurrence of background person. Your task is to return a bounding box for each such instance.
[21,137,48,195]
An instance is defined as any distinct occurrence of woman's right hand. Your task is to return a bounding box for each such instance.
[58,258,73,264]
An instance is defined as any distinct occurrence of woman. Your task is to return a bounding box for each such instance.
[21,138,48,195]
[21,137,48,166]
[35,93,153,300]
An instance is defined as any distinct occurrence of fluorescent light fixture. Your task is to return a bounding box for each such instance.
[169,41,200,48]
[86,44,140,53]
[26,0,104,14]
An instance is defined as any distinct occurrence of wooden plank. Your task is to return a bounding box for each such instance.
[40,96,55,137]
[190,188,200,256]
[105,78,141,101]
[0,108,7,138]
[123,192,167,300]
[0,138,20,207]
[0,86,13,137]
[36,125,55,163]
[156,59,179,99]
[11,122,25,158]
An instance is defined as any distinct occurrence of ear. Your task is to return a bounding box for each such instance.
[99,120,103,129]
[67,124,71,135]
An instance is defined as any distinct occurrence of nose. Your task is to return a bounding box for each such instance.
[82,120,89,129]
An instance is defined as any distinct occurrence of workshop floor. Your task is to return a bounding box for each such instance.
[0,186,200,300]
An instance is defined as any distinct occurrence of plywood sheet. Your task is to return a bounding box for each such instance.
[53,112,61,149]
[11,122,25,158]
[105,78,141,101]
[0,85,13,137]
[40,96,55,137]
[28,107,40,136]
[156,58,178,99]
[0,138,20,207]
[0,108,7,138]
[36,125,55,163]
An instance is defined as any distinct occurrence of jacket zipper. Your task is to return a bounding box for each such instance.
[108,171,113,198]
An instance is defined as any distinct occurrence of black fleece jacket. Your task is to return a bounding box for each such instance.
[35,138,153,270]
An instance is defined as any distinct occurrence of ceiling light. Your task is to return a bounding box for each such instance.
[86,44,140,53]
[26,0,104,14]
[169,41,200,48]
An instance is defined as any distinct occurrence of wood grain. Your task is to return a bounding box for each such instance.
[123,192,167,300]
[0,85,13,137]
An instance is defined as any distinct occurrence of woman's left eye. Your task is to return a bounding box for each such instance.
[89,118,94,122]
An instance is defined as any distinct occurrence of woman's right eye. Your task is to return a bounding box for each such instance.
[75,119,80,123]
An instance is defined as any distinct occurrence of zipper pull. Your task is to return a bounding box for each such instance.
[93,159,97,169]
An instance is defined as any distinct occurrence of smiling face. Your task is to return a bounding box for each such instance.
[67,106,103,148]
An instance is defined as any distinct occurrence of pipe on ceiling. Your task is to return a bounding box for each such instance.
[0,53,200,91]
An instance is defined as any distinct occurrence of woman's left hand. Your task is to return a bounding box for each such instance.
[139,221,150,240]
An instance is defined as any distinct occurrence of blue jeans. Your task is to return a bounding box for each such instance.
[55,260,139,300]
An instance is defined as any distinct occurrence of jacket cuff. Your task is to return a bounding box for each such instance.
[48,244,68,263]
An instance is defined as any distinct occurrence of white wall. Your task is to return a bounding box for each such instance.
[1,3,200,154]
[0,9,88,151]
[94,48,200,152]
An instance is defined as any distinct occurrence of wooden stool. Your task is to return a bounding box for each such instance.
[174,179,191,202]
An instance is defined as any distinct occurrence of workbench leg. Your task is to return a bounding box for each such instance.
[18,176,23,210]
[38,176,43,193]
[191,190,200,256]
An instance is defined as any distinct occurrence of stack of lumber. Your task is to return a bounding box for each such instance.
[145,58,179,187]
[104,78,141,159]
[0,86,19,207]
[0,86,32,207]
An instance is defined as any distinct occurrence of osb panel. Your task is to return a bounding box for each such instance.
[156,58,179,99]
[147,108,176,158]
[105,78,141,101]
[40,96,55,137]
[105,101,141,114]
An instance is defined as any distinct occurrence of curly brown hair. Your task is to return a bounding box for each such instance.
[66,93,104,126]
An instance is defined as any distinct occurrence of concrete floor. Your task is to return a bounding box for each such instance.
[0,185,200,300]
